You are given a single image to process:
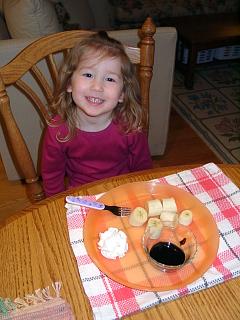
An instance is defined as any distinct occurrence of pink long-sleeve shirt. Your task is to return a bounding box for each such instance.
[41,121,152,197]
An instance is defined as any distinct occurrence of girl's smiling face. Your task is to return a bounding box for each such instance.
[67,53,124,131]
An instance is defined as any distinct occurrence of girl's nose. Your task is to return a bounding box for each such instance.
[91,77,104,91]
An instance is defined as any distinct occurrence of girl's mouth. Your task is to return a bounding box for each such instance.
[86,96,104,104]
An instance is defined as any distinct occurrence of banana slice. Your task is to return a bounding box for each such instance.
[179,210,193,226]
[146,199,163,217]
[162,197,178,212]
[160,211,178,226]
[145,217,163,239]
[129,207,148,227]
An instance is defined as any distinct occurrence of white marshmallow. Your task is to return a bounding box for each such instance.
[98,227,128,259]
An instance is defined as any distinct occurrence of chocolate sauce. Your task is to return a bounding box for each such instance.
[149,241,185,266]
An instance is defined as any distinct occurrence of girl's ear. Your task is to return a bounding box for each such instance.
[66,82,72,92]
[118,91,124,103]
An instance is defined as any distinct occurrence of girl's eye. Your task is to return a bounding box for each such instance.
[106,77,116,82]
[82,73,92,78]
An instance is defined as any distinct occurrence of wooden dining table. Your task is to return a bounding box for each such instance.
[0,163,239,319]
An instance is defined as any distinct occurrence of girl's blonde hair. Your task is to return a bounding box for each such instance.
[50,31,145,140]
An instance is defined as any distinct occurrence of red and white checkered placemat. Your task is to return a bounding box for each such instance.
[65,163,240,320]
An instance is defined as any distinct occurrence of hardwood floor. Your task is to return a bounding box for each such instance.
[0,108,220,223]
[152,108,220,167]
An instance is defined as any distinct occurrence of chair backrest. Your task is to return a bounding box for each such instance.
[0,17,155,202]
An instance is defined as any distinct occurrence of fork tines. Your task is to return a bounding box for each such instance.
[118,206,132,217]
[104,205,131,216]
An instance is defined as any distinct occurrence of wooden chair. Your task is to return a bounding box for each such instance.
[0,17,156,202]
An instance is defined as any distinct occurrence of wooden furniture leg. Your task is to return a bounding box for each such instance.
[185,44,198,89]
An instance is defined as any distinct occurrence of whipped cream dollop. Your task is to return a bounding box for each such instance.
[98,227,128,259]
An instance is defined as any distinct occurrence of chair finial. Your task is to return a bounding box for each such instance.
[141,17,156,38]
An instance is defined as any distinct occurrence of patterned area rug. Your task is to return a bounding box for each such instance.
[172,62,240,163]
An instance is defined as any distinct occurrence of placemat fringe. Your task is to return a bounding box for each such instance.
[0,281,65,316]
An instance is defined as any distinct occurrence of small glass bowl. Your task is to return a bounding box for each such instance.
[142,221,198,272]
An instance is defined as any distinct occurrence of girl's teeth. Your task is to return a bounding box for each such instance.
[88,97,103,103]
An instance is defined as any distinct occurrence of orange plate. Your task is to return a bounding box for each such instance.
[83,182,219,291]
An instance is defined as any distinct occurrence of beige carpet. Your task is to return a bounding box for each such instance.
[173,62,240,163]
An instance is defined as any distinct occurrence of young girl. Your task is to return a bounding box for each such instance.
[41,31,152,197]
